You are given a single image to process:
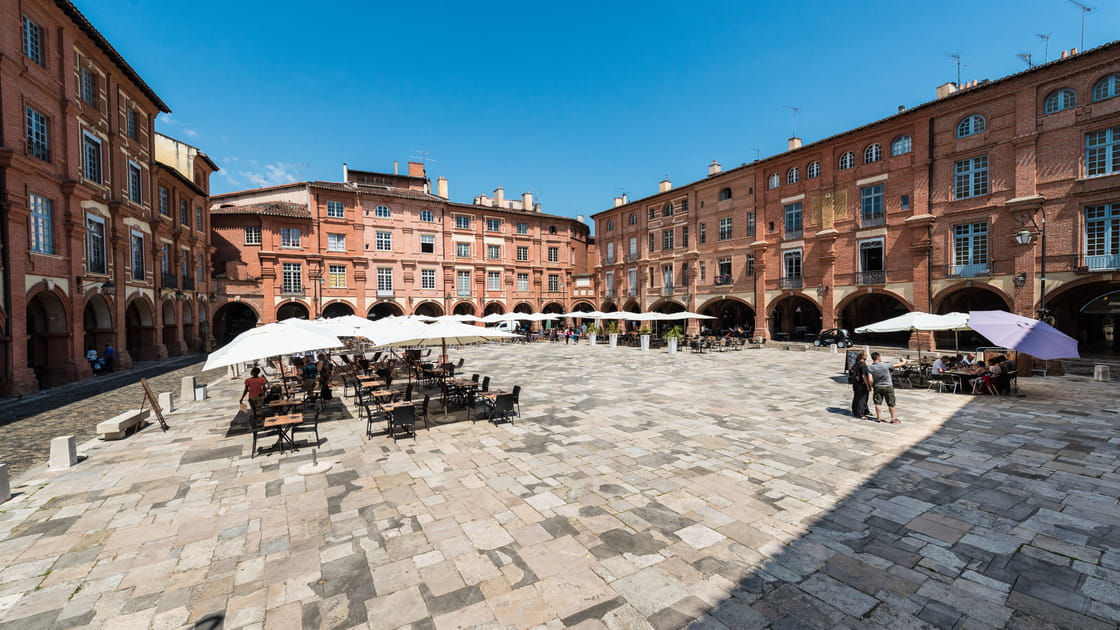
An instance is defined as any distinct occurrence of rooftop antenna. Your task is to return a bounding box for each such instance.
[1069,0,1092,50]
[293,163,311,179]
[409,149,436,167]
[782,105,800,137]
[750,148,761,161]
[946,53,964,86]
[1017,52,1033,68]
[1036,33,1051,61]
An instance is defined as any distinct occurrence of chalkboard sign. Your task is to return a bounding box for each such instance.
[140,378,168,431]
[844,349,862,374]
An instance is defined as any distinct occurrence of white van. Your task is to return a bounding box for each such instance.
[488,321,519,333]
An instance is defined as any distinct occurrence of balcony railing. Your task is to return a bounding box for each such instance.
[377,289,394,297]
[281,285,303,295]
[181,276,195,290]
[603,256,616,265]
[604,290,617,298]
[714,274,733,286]
[661,286,673,297]
[624,253,640,263]
[857,270,885,285]
[1085,254,1120,271]
[860,214,885,228]
[161,274,178,289]
[784,228,802,240]
[779,277,804,289]
[457,289,471,297]
[627,288,639,297]
[948,263,990,278]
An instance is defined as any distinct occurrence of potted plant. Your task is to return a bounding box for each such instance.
[605,321,619,347]
[663,325,684,354]
[587,322,599,345]
[639,326,652,351]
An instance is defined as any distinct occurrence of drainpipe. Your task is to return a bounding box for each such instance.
[0,168,11,391]
[926,116,935,314]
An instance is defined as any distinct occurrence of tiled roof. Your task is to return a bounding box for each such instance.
[209,201,310,219]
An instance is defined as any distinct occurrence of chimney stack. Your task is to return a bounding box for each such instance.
[898,105,906,113]
[1061,49,1069,59]
[494,186,505,207]
[342,162,349,182]
[659,178,672,193]
[708,160,722,176]
[436,176,448,199]
[407,161,425,177]
[521,191,533,210]
[393,160,399,175]
[936,82,958,99]
[788,137,802,151]
[1071,47,1078,55]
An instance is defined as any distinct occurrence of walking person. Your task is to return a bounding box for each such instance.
[103,343,115,372]
[848,351,872,419]
[868,352,906,424]
[239,367,268,412]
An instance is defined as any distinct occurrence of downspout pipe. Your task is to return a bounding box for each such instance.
[926,116,935,314]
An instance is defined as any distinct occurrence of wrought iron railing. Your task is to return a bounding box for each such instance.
[779,277,803,289]
[714,275,733,286]
[857,270,885,285]
[948,263,990,278]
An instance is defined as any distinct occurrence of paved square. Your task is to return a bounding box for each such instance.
[0,343,1118,629]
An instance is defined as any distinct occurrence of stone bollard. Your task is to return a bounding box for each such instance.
[158,392,175,413]
[49,436,77,470]
[1094,365,1111,382]
[194,385,208,401]
[181,376,196,402]
[0,463,10,503]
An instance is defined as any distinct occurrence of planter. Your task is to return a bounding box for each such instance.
[640,334,650,351]
[667,338,678,354]
[608,333,618,348]
[589,333,598,346]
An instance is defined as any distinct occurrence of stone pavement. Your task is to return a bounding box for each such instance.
[0,343,1117,629]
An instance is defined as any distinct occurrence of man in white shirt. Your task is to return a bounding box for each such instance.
[932,356,948,374]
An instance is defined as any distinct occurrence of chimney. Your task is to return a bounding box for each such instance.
[342,162,349,182]
[436,176,448,199]
[659,178,672,193]
[521,191,533,210]
[576,215,585,224]
[534,202,541,212]
[898,105,905,113]
[1061,49,1069,59]
[494,186,505,207]
[407,161,425,177]
[1071,47,1078,55]
[708,160,722,176]
[936,82,958,99]
[613,196,624,207]
[621,193,628,205]
[393,160,399,175]
[788,137,802,151]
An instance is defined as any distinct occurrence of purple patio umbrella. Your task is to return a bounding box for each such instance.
[967,310,1080,360]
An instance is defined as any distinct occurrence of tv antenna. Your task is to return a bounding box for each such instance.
[1017,52,1033,68]
[1069,0,1093,50]
[293,163,311,179]
[946,53,964,86]
[1036,33,1051,62]
[782,105,800,137]
[409,149,437,167]
[750,149,761,161]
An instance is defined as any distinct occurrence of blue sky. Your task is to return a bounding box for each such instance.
[85,1,1115,222]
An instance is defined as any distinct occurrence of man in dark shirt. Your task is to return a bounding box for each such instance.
[849,351,873,419]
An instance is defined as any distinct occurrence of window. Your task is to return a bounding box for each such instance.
[80,67,97,105]
[377,268,393,294]
[954,155,989,199]
[282,263,302,293]
[487,271,501,291]
[158,187,169,216]
[22,15,43,65]
[161,243,171,275]
[421,268,436,289]
[86,215,106,274]
[957,114,986,138]
[128,162,143,203]
[864,143,882,163]
[719,187,732,201]
[25,107,49,161]
[326,201,345,218]
[1043,89,1077,114]
[698,223,706,244]
[455,215,470,229]
[682,226,689,248]
[456,242,470,257]
[662,265,673,289]
[180,250,189,283]
[244,226,261,245]
[130,232,146,279]
[606,219,614,231]
[420,234,435,253]
[698,262,706,281]
[329,264,346,288]
[784,202,803,238]
[901,194,911,210]
[516,246,528,261]
[838,152,855,170]
[195,206,203,231]
[82,133,103,183]
[197,253,204,285]
[746,254,755,276]
[648,233,656,253]
[648,207,656,220]
[457,270,471,296]
[516,222,528,235]
[768,173,780,189]
[375,205,391,218]
[719,217,732,240]
[662,229,674,250]
[629,236,638,257]
[1085,204,1120,269]
[547,247,559,262]
[860,238,885,273]
[953,223,988,276]
[517,273,529,291]
[420,209,434,222]
[29,194,52,254]
[629,213,637,225]
[487,244,500,259]
[891,135,912,156]
[747,212,756,237]
[486,218,500,232]
[718,257,732,279]
[548,274,559,292]
[1092,74,1120,102]
[179,199,188,225]
[281,228,301,248]
[376,231,392,251]
[605,271,614,294]
[327,233,346,252]
[783,250,802,278]
[860,185,885,227]
[126,109,138,139]
[787,167,799,184]
[807,161,821,178]
[662,202,674,217]
[1086,127,1120,177]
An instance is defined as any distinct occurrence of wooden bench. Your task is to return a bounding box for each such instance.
[96,409,151,440]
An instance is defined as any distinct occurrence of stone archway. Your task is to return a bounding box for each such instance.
[213,302,258,347]
[622,300,640,313]
[483,302,505,316]
[125,298,159,361]
[26,290,70,389]
[1048,280,1120,356]
[600,301,618,312]
[699,298,755,335]
[768,295,822,341]
[452,302,476,316]
[83,294,114,357]
[161,299,180,355]
[322,302,354,318]
[368,302,404,320]
[649,299,685,314]
[839,292,911,347]
[413,302,444,317]
[934,286,1010,350]
[513,302,533,314]
[277,301,310,321]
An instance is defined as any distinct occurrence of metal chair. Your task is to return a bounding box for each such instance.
[414,394,431,431]
[510,385,521,416]
[480,376,490,393]
[389,405,416,440]
[363,401,383,440]
[249,414,282,458]
[292,409,322,447]
[487,393,517,424]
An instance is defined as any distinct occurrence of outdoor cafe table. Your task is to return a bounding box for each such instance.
[267,398,301,413]
[945,370,975,391]
[262,413,303,454]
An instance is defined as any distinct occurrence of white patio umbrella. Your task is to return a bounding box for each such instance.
[853,311,971,359]
[204,322,343,371]
[376,319,522,364]
[437,314,486,323]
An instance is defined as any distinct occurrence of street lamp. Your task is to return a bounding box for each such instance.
[1012,206,1049,322]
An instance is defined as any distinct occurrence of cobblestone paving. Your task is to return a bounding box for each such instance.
[0,343,1118,629]
[0,355,223,478]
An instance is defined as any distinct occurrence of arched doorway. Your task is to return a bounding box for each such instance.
[541,302,564,329]
[182,300,195,351]
[840,292,910,347]
[277,301,309,321]
[513,302,533,315]
[368,302,403,320]
[452,302,476,316]
[650,299,685,314]
[26,291,69,388]
[600,301,617,312]
[322,302,354,318]
[934,286,1009,350]
[413,302,444,318]
[161,299,179,355]
[125,298,157,361]
[213,302,258,346]
[622,300,640,313]
[83,294,114,355]
[483,302,505,316]
[768,295,822,340]
[699,298,755,335]
[1049,280,1120,356]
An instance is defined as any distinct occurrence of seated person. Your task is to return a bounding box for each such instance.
[931,356,949,374]
[301,360,318,393]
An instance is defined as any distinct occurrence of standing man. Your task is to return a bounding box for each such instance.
[103,344,116,372]
[868,352,906,424]
[848,351,872,419]
[86,347,100,374]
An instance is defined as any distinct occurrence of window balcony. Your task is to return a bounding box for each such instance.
[181,276,195,291]
[860,214,885,228]
[627,288,639,297]
[457,290,471,297]
[857,270,885,285]
[714,275,733,286]
[161,274,178,289]
[281,286,304,296]
[784,229,802,240]
[948,263,989,277]
[1085,254,1120,270]
[779,277,803,289]
[661,286,673,297]
[624,253,640,263]
[603,256,616,265]
[377,289,394,297]
[604,290,617,298]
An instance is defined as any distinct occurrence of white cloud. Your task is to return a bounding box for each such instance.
[238,162,300,187]
[183,128,198,138]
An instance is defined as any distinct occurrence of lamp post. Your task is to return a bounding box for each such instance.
[1013,206,1049,322]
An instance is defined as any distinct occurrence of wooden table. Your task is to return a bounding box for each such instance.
[268,398,301,412]
[262,413,303,453]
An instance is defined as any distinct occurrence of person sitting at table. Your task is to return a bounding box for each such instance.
[316,353,333,401]
[301,358,318,394]
[967,361,989,394]
[931,356,949,374]
[240,368,268,412]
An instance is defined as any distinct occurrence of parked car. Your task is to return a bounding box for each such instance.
[813,328,852,347]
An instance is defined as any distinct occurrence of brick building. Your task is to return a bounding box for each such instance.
[209,163,593,343]
[0,0,216,395]
[591,42,1120,355]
